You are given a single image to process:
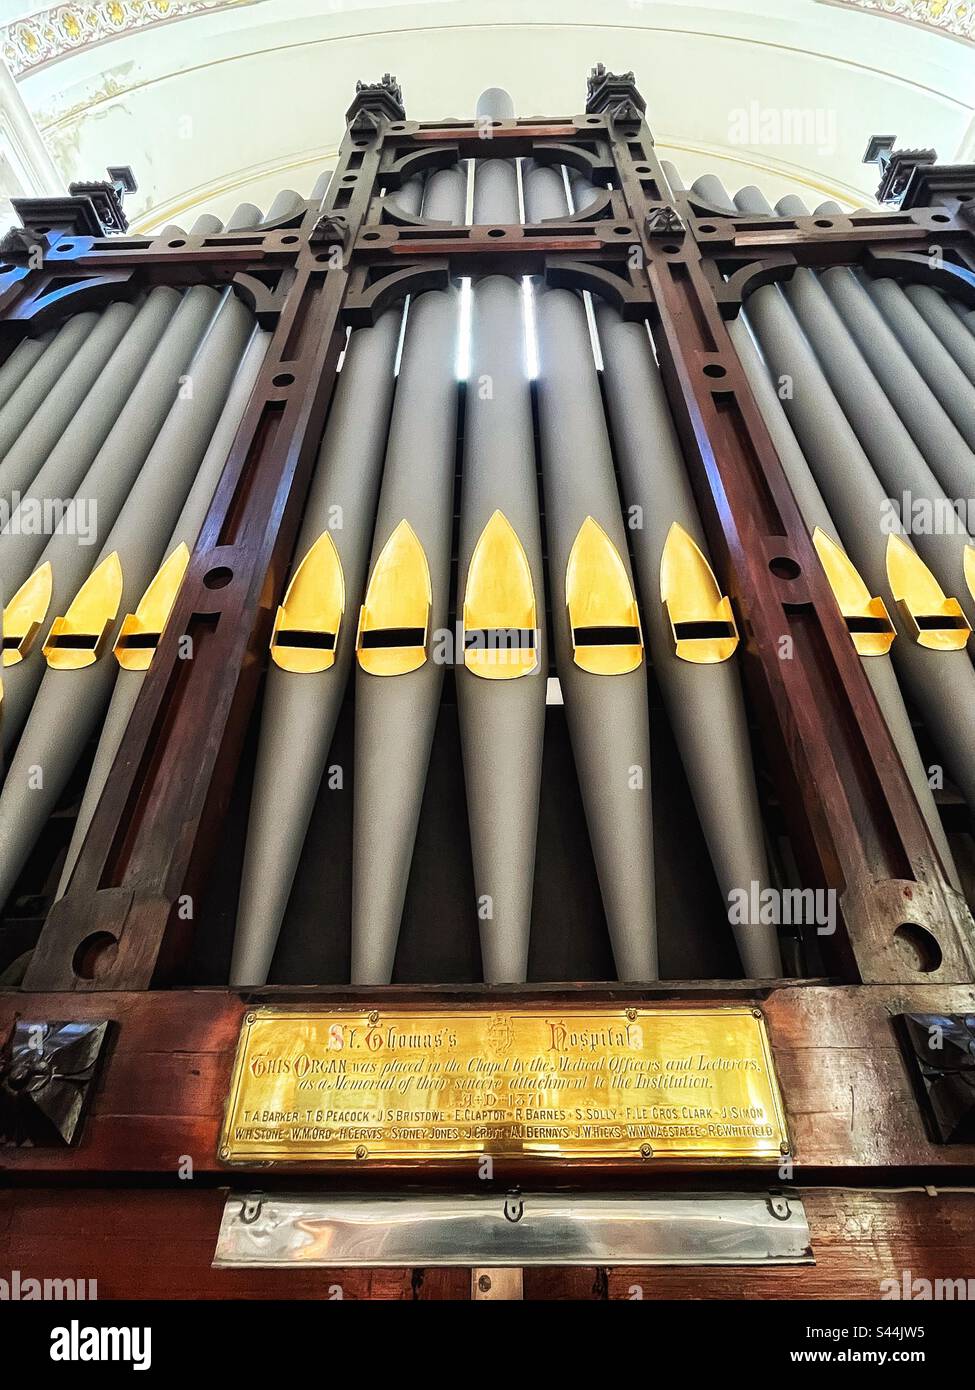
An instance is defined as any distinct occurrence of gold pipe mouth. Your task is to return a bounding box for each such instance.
[660,522,738,664]
[896,602,971,648]
[44,552,123,671]
[462,510,539,680]
[2,562,53,667]
[813,527,894,657]
[114,544,190,672]
[885,533,972,652]
[271,531,345,674]
[566,516,644,676]
[357,520,431,676]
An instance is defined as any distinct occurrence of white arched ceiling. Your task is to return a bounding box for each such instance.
[3,0,973,230]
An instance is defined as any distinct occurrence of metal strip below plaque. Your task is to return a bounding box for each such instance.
[218,1006,789,1165]
[213,1191,813,1268]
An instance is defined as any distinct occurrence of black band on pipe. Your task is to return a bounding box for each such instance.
[672,620,737,641]
[275,629,337,651]
[359,627,426,649]
[573,625,642,646]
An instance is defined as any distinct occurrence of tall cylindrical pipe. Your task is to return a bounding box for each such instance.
[264,191,303,224]
[905,284,975,389]
[1,285,219,749]
[732,309,962,890]
[229,316,406,985]
[1,288,181,600]
[775,195,810,216]
[476,88,515,120]
[57,321,271,897]
[0,291,252,910]
[311,171,333,203]
[350,290,463,983]
[0,333,53,413]
[0,302,136,504]
[190,214,223,235]
[531,287,657,980]
[733,186,774,214]
[225,203,263,232]
[228,182,428,988]
[598,304,783,974]
[0,312,98,463]
[821,267,975,506]
[525,160,656,980]
[451,96,546,984]
[746,282,975,816]
[350,167,465,985]
[950,300,975,336]
[691,176,737,213]
[786,268,975,628]
[864,275,975,452]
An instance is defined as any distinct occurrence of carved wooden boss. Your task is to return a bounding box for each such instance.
[3,68,974,995]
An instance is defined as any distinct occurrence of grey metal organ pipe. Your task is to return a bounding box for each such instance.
[731,310,962,892]
[722,180,962,888]
[0,291,252,911]
[745,282,975,816]
[229,177,424,987]
[57,321,272,898]
[0,334,51,413]
[865,277,975,450]
[0,312,98,463]
[786,269,974,628]
[349,165,466,985]
[524,164,657,981]
[0,285,217,749]
[905,284,975,389]
[597,306,783,975]
[452,90,546,984]
[0,303,136,504]
[820,268,975,513]
[0,289,182,607]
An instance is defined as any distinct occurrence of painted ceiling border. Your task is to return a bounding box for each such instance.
[1,0,263,78]
[817,0,975,46]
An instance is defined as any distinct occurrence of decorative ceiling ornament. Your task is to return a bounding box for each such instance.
[1,0,261,78]
[818,0,975,46]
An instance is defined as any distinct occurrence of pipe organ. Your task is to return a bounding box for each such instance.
[1,67,975,1302]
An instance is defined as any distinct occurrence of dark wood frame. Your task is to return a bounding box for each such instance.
[3,75,975,1270]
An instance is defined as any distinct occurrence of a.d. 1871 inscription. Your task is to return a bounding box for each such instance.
[219,1006,789,1164]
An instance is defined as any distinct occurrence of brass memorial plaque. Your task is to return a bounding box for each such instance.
[219,1006,789,1165]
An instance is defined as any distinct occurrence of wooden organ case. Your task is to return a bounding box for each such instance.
[1,69,975,1301]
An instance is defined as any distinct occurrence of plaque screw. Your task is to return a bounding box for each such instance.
[478,1275,492,1293]
[640,1143,653,1159]
[355,1145,368,1159]
[368,1011,379,1025]
[625,1008,637,1021]
[219,1146,230,1160]
[752,1009,763,1019]
[245,1012,256,1025]
[780,1143,790,1155]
